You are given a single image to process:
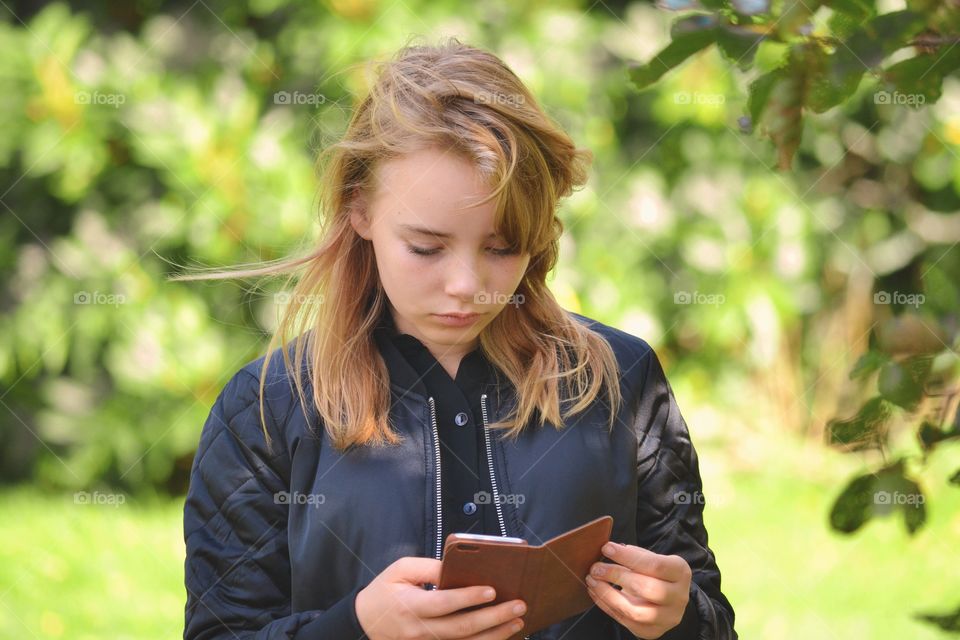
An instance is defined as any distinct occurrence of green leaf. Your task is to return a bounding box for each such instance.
[923,262,960,316]
[628,28,718,90]
[877,361,923,410]
[827,396,894,450]
[849,350,889,380]
[884,45,960,104]
[831,460,927,535]
[949,468,960,486]
[747,68,783,124]
[829,473,876,533]
[775,0,824,37]
[905,0,940,10]
[900,478,927,534]
[827,10,927,94]
[826,10,869,42]
[717,24,766,69]
[807,42,860,113]
[671,14,719,39]
[915,606,960,633]
[874,463,927,534]
[918,421,960,452]
[757,55,805,170]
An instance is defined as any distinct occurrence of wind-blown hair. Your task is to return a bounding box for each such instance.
[170,37,622,453]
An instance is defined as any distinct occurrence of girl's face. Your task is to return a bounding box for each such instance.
[350,146,531,360]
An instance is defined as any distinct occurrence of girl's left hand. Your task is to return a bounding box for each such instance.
[584,542,692,640]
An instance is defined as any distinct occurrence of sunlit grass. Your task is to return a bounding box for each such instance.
[1,436,957,639]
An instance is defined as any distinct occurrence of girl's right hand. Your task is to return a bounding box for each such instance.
[355,556,527,640]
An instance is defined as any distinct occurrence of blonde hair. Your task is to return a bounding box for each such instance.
[170,37,622,453]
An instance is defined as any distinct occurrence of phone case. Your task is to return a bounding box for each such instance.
[437,515,614,638]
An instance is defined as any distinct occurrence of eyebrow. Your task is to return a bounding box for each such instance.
[398,223,498,240]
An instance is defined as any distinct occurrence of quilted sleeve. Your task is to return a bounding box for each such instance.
[632,345,738,640]
[183,368,366,640]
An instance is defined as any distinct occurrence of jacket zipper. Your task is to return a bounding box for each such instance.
[483,394,531,639]
[432,394,531,638]
[480,393,508,538]
[428,396,443,560]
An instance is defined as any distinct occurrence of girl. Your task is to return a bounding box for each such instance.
[181,39,737,640]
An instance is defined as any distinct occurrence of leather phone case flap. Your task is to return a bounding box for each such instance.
[438,515,614,638]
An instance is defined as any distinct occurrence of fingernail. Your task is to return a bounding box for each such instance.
[585,575,598,587]
[483,588,495,600]
[513,602,526,615]
[603,543,617,555]
[512,620,524,632]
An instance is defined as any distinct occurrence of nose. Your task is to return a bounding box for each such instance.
[444,255,485,303]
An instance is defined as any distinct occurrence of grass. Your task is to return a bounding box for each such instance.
[1,433,957,639]
[0,490,185,640]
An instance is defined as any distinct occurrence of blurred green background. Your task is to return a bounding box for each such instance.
[1,0,958,638]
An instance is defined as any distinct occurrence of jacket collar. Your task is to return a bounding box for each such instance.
[373,307,432,399]
[372,307,508,411]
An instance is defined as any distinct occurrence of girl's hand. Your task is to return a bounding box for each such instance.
[584,542,692,640]
[355,556,527,640]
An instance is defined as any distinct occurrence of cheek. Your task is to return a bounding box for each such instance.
[494,257,529,290]
[373,239,420,272]
[376,245,437,291]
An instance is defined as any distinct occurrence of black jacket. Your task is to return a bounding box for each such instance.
[183,312,738,639]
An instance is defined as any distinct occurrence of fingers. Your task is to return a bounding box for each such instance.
[469,616,526,640]
[587,577,658,626]
[589,563,668,604]
[407,584,498,617]
[388,556,443,586]
[422,598,527,639]
[600,543,688,583]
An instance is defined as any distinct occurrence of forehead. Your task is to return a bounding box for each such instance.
[369,147,500,233]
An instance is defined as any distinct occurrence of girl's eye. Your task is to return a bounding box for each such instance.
[407,245,441,256]
[406,245,517,257]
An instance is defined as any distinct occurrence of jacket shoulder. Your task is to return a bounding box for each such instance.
[211,341,312,459]
[567,310,659,380]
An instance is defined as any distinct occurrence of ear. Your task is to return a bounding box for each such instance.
[348,189,372,240]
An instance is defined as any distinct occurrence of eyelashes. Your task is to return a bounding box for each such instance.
[406,245,517,258]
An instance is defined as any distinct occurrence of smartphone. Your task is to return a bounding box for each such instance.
[424,533,528,591]
[446,533,526,544]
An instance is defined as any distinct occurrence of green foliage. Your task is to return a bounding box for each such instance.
[633,0,960,169]
[635,0,960,631]
[0,0,958,635]
[829,458,926,534]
